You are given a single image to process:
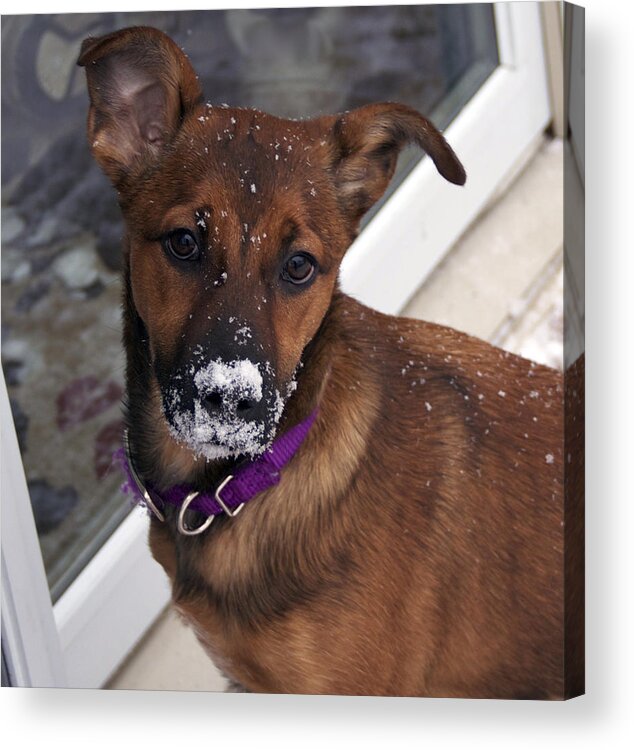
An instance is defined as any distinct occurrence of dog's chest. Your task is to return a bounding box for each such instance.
[173,591,288,692]
[148,518,403,694]
[170,571,405,696]
[147,520,310,691]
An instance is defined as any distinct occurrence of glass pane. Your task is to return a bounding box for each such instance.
[1,6,498,601]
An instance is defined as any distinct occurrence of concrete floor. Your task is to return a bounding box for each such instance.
[108,136,565,692]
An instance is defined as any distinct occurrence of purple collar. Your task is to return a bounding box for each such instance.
[117,409,318,536]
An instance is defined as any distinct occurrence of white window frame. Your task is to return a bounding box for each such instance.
[340,1,551,314]
[1,2,551,688]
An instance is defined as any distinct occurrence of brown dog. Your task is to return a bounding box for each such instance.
[79,26,580,698]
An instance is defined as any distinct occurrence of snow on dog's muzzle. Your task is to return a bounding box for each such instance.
[163,356,297,461]
[196,359,263,420]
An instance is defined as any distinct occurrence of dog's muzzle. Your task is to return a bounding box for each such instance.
[161,356,294,461]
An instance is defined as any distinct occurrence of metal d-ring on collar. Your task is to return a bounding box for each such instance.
[123,429,166,523]
[123,429,243,537]
[177,474,242,536]
[176,490,209,536]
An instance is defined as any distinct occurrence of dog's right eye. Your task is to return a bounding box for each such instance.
[163,229,200,261]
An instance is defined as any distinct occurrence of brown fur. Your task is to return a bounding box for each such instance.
[79,26,583,698]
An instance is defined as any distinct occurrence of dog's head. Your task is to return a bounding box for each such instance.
[79,26,465,462]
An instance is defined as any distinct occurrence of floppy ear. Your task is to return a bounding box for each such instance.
[329,102,466,230]
[77,26,203,188]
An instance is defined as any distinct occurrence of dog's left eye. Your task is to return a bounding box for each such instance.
[163,229,200,261]
[281,253,316,285]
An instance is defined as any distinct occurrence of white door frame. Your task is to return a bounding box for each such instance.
[1,374,67,687]
[1,2,552,688]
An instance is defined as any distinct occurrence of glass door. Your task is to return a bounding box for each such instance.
[1,4,550,687]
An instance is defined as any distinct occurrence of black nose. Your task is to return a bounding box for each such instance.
[201,389,261,419]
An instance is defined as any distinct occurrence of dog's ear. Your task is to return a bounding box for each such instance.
[328,103,466,230]
[77,26,203,187]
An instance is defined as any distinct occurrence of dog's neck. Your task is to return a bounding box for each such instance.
[143,285,381,625]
